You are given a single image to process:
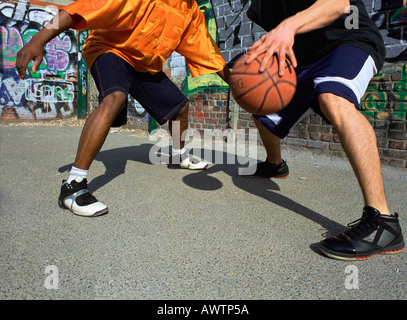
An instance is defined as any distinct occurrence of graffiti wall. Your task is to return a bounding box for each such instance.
[0,0,78,120]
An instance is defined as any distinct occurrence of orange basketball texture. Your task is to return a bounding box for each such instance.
[230,53,297,115]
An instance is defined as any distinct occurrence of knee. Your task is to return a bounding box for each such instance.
[318,93,355,127]
[99,91,127,113]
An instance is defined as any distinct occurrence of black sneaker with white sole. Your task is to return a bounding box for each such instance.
[58,177,108,217]
[240,159,289,178]
[319,206,405,261]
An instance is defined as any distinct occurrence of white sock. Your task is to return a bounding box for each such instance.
[172,147,187,156]
[67,166,88,183]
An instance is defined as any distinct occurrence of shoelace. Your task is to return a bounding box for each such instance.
[346,214,380,238]
[69,178,87,190]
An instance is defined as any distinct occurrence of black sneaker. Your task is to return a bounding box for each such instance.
[58,177,108,217]
[240,159,289,178]
[319,206,405,261]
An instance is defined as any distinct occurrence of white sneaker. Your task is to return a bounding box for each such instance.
[168,154,209,170]
[58,177,108,217]
[180,157,209,170]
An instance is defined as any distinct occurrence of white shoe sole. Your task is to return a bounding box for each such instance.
[59,189,108,217]
[180,158,209,170]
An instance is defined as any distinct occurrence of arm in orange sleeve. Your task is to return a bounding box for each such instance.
[176,6,226,78]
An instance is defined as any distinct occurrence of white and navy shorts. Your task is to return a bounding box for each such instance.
[253,46,378,138]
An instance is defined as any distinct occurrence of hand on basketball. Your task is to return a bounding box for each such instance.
[247,21,297,76]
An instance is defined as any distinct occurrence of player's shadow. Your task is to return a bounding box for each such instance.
[58,145,346,255]
[58,143,154,193]
[182,150,346,238]
[183,150,347,257]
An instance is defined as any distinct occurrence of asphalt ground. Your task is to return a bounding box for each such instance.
[0,124,406,302]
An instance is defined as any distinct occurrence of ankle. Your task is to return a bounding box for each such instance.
[266,158,284,165]
[365,205,391,216]
[67,166,88,183]
[172,147,187,156]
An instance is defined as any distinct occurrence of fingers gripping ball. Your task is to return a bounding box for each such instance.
[230,53,297,115]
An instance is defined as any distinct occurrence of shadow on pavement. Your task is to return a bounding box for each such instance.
[59,145,346,247]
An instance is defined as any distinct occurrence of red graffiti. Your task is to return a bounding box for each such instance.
[188,94,204,119]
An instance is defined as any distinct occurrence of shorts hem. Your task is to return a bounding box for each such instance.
[253,114,288,139]
[315,82,359,109]
[99,87,129,103]
[154,97,189,125]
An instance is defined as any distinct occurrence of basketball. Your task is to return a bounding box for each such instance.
[230,53,297,115]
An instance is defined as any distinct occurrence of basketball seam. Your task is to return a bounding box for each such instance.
[261,57,296,113]
[257,85,276,114]
[234,77,272,102]
[258,57,288,113]
[265,66,283,112]
[235,77,295,112]
[233,55,296,114]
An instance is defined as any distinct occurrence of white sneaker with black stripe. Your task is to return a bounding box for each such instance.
[168,154,209,170]
[58,177,108,217]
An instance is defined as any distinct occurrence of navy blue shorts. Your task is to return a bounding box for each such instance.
[253,46,378,139]
[91,52,188,126]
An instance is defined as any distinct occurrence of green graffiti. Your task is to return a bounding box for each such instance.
[389,6,407,24]
[360,84,387,111]
[392,64,407,110]
[184,0,229,96]
[21,29,48,77]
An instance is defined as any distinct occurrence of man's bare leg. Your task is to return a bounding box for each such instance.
[169,103,189,151]
[318,93,390,215]
[168,103,208,170]
[253,118,283,165]
[240,118,289,178]
[73,91,127,170]
[73,91,126,170]
[59,91,126,217]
